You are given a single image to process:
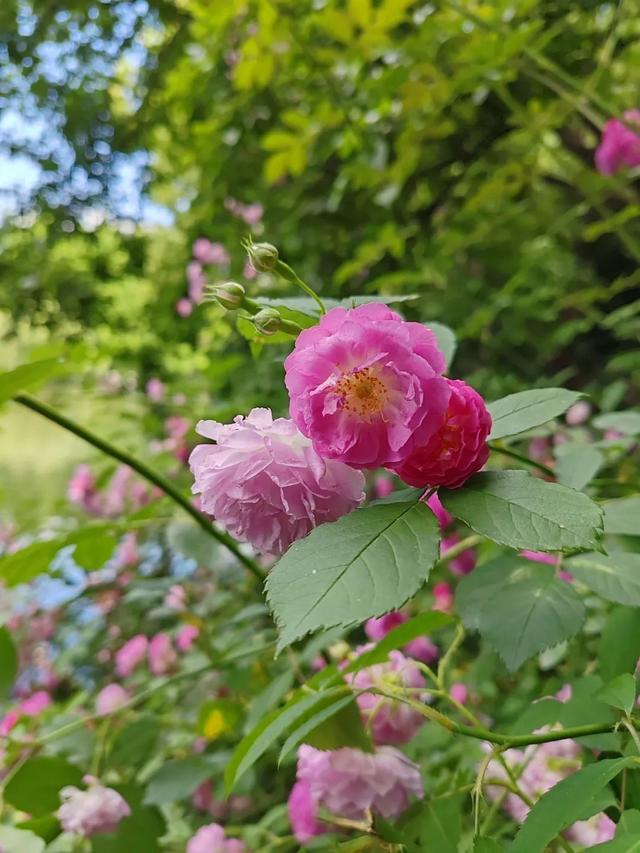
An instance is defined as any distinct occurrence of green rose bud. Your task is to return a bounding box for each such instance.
[214,281,246,310]
[247,241,279,272]
[253,307,282,336]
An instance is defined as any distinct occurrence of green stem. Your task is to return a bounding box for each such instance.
[489,443,555,478]
[275,260,326,315]
[13,392,265,581]
[438,534,482,565]
[437,623,465,688]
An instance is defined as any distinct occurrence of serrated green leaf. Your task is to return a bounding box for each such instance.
[455,554,520,631]
[596,673,636,716]
[0,358,65,406]
[569,552,640,605]
[0,626,18,698]
[440,471,603,552]
[602,498,640,536]
[266,499,439,652]
[555,444,604,490]
[458,558,584,671]
[487,388,583,440]
[511,757,639,853]
[225,686,351,794]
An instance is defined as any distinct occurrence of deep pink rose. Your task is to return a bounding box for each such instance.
[296,744,423,821]
[284,303,449,468]
[595,110,640,175]
[189,407,365,556]
[288,780,325,844]
[347,648,426,745]
[393,379,491,488]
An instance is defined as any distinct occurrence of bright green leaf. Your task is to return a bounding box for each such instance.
[569,552,640,606]
[279,692,372,760]
[511,757,639,853]
[4,757,83,816]
[596,673,636,716]
[0,359,65,407]
[440,471,603,552]
[266,498,440,652]
[488,388,583,440]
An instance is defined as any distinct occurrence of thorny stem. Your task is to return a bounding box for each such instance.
[13,392,265,581]
[489,443,555,478]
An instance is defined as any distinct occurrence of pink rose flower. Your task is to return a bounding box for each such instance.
[95,684,129,716]
[595,110,640,175]
[284,303,450,468]
[565,401,591,426]
[296,744,423,821]
[433,582,454,613]
[425,492,453,529]
[145,377,166,402]
[176,624,200,652]
[57,783,130,837]
[288,780,326,844]
[19,691,51,716]
[347,648,426,745]
[115,635,148,678]
[442,533,476,576]
[186,823,245,853]
[393,379,491,488]
[148,633,177,676]
[450,683,468,705]
[176,297,193,317]
[189,407,365,556]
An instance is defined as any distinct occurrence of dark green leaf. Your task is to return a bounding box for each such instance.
[109,716,160,769]
[473,838,504,852]
[402,796,462,853]
[4,757,83,816]
[512,758,638,853]
[596,674,636,716]
[456,555,521,631]
[441,471,603,552]
[0,626,18,698]
[569,552,640,606]
[144,757,213,806]
[266,499,440,652]
[600,608,640,682]
[245,671,295,733]
[279,692,372,760]
[488,388,583,441]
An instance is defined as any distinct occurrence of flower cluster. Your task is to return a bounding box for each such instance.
[57,780,131,837]
[191,303,491,556]
[595,109,640,175]
[186,822,246,853]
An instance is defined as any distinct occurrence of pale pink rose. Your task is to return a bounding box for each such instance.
[288,780,325,844]
[284,303,449,469]
[115,635,148,678]
[433,582,454,613]
[187,261,206,304]
[240,203,264,226]
[595,109,640,175]
[95,684,129,716]
[57,783,130,837]
[164,584,186,610]
[176,624,200,652]
[148,633,177,676]
[442,533,476,576]
[145,377,166,402]
[19,691,51,717]
[450,683,468,705]
[566,813,616,846]
[296,744,423,821]
[374,474,394,499]
[424,492,453,528]
[186,823,245,853]
[347,648,426,745]
[176,297,193,317]
[189,407,365,556]
[565,401,591,426]
[393,379,491,489]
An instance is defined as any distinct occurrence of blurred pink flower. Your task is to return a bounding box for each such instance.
[189,407,365,556]
[595,110,640,175]
[176,297,193,317]
[285,303,449,468]
[288,780,325,844]
[296,744,423,821]
[556,684,572,703]
[186,823,245,853]
[0,709,20,737]
[393,379,491,489]
[192,239,231,266]
[565,401,591,426]
[404,635,439,665]
[433,582,454,613]
[442,533,476,576]
[114,532,139,569]
[145,377,166,402]
[115,635,148,678]
[365,612,439,664]
[374,474,394,499]
[57,783,131,837]
[243,259,257,280]
[96,684,129,716]
[347,648,426,745]
[165,584,186,610]
[20,691,51,717]
[520,550,559,566]
[176,624,200,652]
[187,261,206,304]
[566,814,616,847]
[225,197,264,227]
[450,683,468,705]
[148,633,177,676]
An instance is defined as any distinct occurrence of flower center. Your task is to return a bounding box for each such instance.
[334,367,389,419]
